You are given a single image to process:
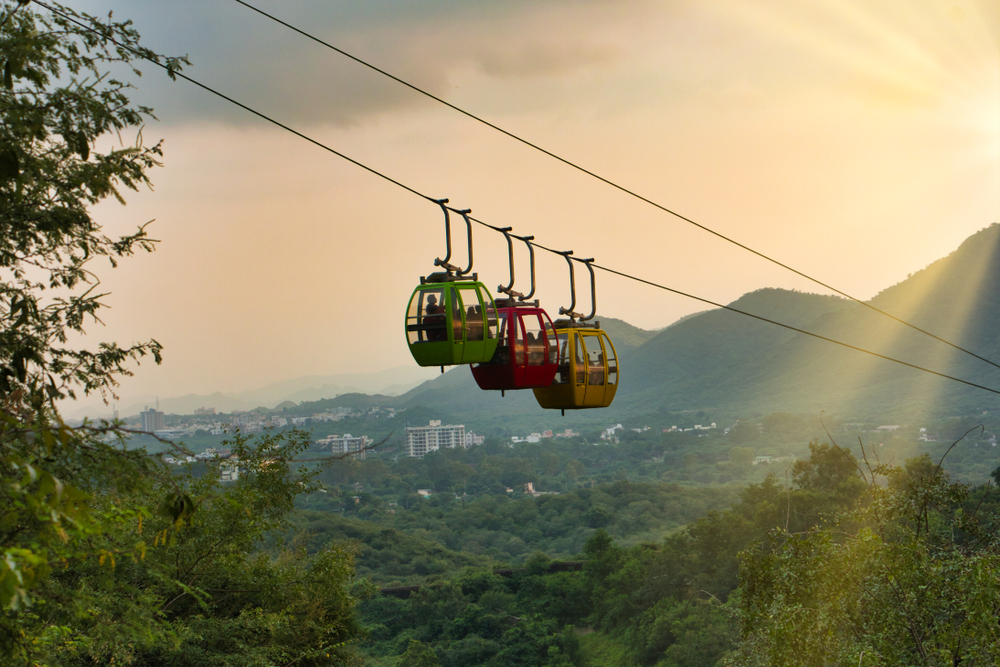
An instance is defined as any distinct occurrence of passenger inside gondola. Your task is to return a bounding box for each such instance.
[526,332,544,365]
[467,306,484,341]
[589,350,605,385]
[424,294,445,341]
[575,337,587,384]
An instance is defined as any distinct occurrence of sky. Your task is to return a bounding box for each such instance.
[58,0,999,411]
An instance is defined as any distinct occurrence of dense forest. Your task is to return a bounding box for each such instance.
[287,438,1000,666]
[134,403,1000,665]
[272,418,1000,665]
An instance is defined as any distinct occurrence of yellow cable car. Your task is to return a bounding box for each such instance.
[532,320,618,413]
[532,253,619,414]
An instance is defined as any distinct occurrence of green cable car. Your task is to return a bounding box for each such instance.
[405,201,499,368]
[405,274,498,367]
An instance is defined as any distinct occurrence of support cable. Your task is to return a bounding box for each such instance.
[34,0,1000,398]
[231,0,1000,373]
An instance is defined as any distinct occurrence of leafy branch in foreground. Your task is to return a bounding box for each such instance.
[32,429,365,666]
[1,3,365,664]
[1,0,186,639]
[0,1,184,406]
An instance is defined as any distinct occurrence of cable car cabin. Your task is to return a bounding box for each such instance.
[470,300,559,392]
[532,321,618,413]
[405,274,499,367]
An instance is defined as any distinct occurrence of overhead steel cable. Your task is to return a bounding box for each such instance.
[34,0,1000,398]
[231,0,1000,375]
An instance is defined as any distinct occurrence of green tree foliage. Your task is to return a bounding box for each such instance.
[0,4,363,663]
[0,1,183,404]
[728,446,754,479]
[565,458,585,481]
[732,455,1000,666]
[297,481,738,575]
[791,440,864,496]
[398,639,441,667]
[5,426,366,664]
[0,2,185,655]
[727,419,760,444]
[347,436,923,666]
[359,566,584,667]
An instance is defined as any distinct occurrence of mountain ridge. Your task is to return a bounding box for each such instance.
[73,225,1000,423]
[397,224,1000,422]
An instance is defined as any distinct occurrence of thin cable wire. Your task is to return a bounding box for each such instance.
[232,0,1000,374]
[34,0,1000,398]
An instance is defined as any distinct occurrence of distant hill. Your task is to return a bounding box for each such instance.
[393,224,1000,422]
[81,226,1000,425]
[596,316,658,351]
[64,366,439,419]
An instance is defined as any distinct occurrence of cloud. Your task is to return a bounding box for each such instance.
[74,0,648,128]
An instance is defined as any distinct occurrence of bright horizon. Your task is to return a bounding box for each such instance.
[65,0,999,412]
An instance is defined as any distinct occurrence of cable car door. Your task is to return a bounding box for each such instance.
[521,312,547,387]
[581,331,607,407]
[571,331,588,407]
[456,284,491,364]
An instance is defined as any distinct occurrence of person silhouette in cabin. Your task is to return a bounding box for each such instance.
[424,294,446,341]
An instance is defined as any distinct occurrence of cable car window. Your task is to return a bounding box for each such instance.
[493,311,511,364]
[524,314,544,366]
[552,332,570,384]
[575,334,587,385]
[449,287,463,341]
[457,286,485,341]
[458,286,483,341]
[545,319,558,365]
[584,334,605,386]
[409,288,446,344]
[511,314,524,365]
[604,334,618,386]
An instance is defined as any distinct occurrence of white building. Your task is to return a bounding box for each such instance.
[140,406,165,433]
[220,458,239,482]
[406,420,466,458]
[153,428,187,440]
[316,434,370,460]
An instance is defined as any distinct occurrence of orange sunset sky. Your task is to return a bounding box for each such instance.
[67,0,999,412]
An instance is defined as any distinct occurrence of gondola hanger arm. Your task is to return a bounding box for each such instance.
[579,258,597,322]
[514,234,537,301]
[432,200,476,276]
[432,198,454,270]
[497,227,525,299]
[455,208,475,276]
[558,250,583,320]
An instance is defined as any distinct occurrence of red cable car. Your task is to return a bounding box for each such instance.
[471,299,559,393]
[469,229,560,394]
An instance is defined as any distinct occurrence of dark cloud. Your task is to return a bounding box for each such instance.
[72,0,643,127]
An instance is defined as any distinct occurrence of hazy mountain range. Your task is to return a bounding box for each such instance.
[69,224,1000,424]
[385,224,1000,423]
[64,366,438,420]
